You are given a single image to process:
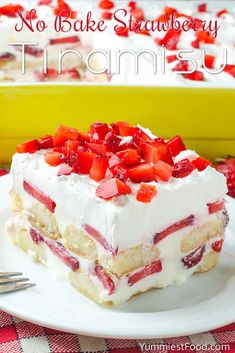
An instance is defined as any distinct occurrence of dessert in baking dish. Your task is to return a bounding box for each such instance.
[0,0,235,84]
[6,122,228,304]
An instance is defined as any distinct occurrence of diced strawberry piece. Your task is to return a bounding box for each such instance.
[142,141,173,165]
[196,31,215,44]
[164,6,177,15]
[29,228,44,244]
[57,163,73,176]
[38,0,52,5]
[116,149,140,166]
[101,11,113,20]
[198,3,207,12]
[26,10,37,20]
[104,131,121,152]
[115,26,129,37]
[128,163,155,183]
[0,169,8,177]
[183,71,205,81]
[173,60,189,72]
[167,55,178,63]
[166,135,186,157]
[182,246,205,269]
[130,7,144,21]
[172,159,195,178]
[90,122,109,140]
[108,154,123,168]
[136,183,157,203]
[23,180,56,213]
[44,151,65,167]
[98,0,114,10]
[50,35,80,45]
[53,124,79,147]
[38,135,53,150]
[207,201,225,214]
[224,65,235,78]
[192,156,212,171]
[154,215,195,244]
[96,178,131,200]
[83,224,115,253]
[111,164,128,181]
[76,151,95,174]
[0,4,24,17]
[156,14,169,23]
[87,142,107,156]
[63,140,80,157]
[45,240,79,271]
[16,139,39,154]
[157,29,182,50]
[204,55,215,69]
[54,0,76,18]
[117,142,136,152]
[19,46,43,57]
[128,260,162,286]
[94,265,115,295]
[211,239,224,253]
[153,160,173,182]
[128,1,136,9]
[111,122,137,137]
[0,52,15,62]
[216,9,228,17]
[191,39,200,49]
[132,128,153,148]
[90,157,108,181]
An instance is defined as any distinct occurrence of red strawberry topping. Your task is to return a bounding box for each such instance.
[182,246,205,269]
[16,139,39,154]
[128,260,162,286]
[94,264,115,295]
[132,128,153,148]
[216,9,228,17]
[96,178,131,200]
[211,239,224,253]
[87,142,107,156]
[214,157,235,198]
[166,135,186,157]
[44,151,65,167]
[116,149,140,166]
[23,180,56,213]
[207,201,225,214]
[136,183,157,203]
[50,36,80,45]
[156,29,182,50]
[38,135,53,149]
[104,131,121,152]
[101,11,113,20]
[0,4,24,17]
[153,160,173,182]
[0,169,8,177]
[154,215,195,244]
[192,156,212,171]
[90,122,109,141]
[76,151,95,174]
[53,124,79,147]
[111,121,137,137]
[98,0,114,10]
[142,141,173,165]
[198,4,207,12]
[128,163,155,183]
[115,26,129,37]
[172,159,196,178]
[90,156,108,181]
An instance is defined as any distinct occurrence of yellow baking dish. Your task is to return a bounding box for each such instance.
[0,83,234,165]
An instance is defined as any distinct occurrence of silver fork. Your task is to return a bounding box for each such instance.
[0,272,36,293]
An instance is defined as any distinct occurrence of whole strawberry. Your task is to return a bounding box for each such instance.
[214,156,235,198]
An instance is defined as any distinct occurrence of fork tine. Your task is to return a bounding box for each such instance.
[0,272,23,278]
[0,283,36,294]
[0,277,29,284]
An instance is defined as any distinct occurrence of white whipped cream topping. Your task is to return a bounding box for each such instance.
[10,129,227,253]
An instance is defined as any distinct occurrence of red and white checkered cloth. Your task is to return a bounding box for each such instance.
[0,169,235,353]
[0,310,235,353]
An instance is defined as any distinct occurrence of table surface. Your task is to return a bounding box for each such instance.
[0,169,235,352]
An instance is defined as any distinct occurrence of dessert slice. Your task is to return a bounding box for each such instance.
[6,122,228,305]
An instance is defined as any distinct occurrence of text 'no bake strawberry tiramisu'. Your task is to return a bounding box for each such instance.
[6,122,228,304]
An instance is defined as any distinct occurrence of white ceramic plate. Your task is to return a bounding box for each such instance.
[0,174,235,339]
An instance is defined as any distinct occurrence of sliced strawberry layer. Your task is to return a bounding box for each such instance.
[50,36,80,45]
[96,178,131,199]
[83,224,115,254]
[23,180,56,213]
[29,228,44,245]
[211,239,224,253]
[182,246,205,269]
[94,264,115,295]
[154,215,195,244]
[45,240,79,271]
[136,183,157,203]
[128,260,162,286]
[207,201,225,214]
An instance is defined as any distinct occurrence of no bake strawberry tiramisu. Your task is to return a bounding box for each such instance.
[6,122,228,304]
